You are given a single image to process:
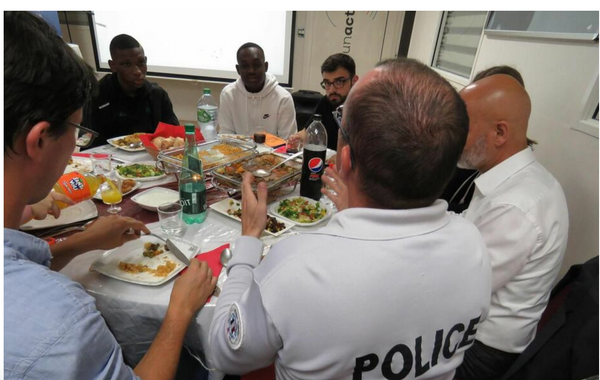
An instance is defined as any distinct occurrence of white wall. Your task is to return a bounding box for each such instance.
[62,11,403,124]
[410,11,599,279]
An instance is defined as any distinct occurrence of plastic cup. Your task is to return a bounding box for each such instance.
[157,202,183,235]
[91,153,112,175]
[286,139,302,154]
[253,127,266,144]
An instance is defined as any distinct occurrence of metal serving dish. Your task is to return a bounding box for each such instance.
[211,152,302,191]
[156,138,257,174]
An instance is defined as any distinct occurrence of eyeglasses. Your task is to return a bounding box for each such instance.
[332,105,355,166]
[320,77,351,90]
[68,121,99,148]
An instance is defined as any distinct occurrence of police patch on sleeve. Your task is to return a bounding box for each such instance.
[227,303,243,350]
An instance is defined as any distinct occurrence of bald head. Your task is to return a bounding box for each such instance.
[458,74,532,172]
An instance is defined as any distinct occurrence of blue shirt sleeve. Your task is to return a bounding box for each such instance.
[24,306,139,380]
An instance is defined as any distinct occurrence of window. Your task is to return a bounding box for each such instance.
[486,11,599,42]
[572,76,599,139]
[432,11,488,78]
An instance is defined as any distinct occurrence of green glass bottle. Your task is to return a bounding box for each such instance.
[179,123,207,224]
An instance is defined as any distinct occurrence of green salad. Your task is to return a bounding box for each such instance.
[277,197,327,224]
[116,164,164,178]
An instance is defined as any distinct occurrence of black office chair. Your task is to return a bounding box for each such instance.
[291,90,322,131]
[499,256,599,380]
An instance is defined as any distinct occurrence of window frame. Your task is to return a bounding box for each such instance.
[572,75,599,139]
[431,11,489,86]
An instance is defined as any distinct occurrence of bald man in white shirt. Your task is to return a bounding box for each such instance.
[454,74,569,380]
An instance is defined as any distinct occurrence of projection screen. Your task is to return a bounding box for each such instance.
[88,11,295,86]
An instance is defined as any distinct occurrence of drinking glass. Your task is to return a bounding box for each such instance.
[101,176,123,214]
[91,153,112,176]
[286,139,303,154]
[157,202,184,235]
[253,127,266,144]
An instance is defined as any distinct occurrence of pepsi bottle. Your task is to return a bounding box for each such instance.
[300,115,327,200]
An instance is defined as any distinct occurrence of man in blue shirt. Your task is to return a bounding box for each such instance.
[4,12,216,380]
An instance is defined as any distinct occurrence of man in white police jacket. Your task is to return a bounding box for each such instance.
[209,58,492,380]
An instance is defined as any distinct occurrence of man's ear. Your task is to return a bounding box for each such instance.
[338,145,352,180]
[235,64,241,76]
[493,121,509,147]
[264,61,269,73]
[351,75,359,85]
[24,121,52,161]
[108,59,116,73]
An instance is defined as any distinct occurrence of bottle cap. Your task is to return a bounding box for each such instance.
[184,123,195,133]
[313,114,322,121]
[203,88,211,94]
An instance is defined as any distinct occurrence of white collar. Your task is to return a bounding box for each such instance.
[475,147,536,197]
[310,200,450,240]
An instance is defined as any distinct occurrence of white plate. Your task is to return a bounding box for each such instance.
[209,198,295,237]
[91,235,198,286]
[115,161,167,182]
[20,200,98,231]
[131,187,180,212]
[64,157,93,174]
[269,196,331,227]
[107,135,146,152]
[93,180,141,200]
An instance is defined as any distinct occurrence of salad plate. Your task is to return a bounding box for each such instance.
[269,196,331,227]
[210,198,294,237]
[115,161,166,182]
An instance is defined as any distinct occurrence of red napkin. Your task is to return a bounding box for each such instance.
[138,122,205,151]
[273,145,287,154]
[180,243,230,302]
[72,152,109,158]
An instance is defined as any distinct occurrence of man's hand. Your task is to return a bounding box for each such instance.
[321,166,349,211]
[241,172,268,238]
[169,260,217,318]
[29,191,74,221]
[77,215,150,251]
[287,129,307,145]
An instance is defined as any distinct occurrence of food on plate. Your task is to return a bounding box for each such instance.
[65,157,93,173]
[116,163,164,178]
[172,143,246,170]
[215,154,298,183]
[277,197,327,223]
[143,242,164,258]
[152,136,185,150]
[113,133,143,147]
[226,200,286,233]
[118,260,177,277]
[121,179,136,194]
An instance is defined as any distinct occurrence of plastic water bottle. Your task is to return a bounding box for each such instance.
[300,115,328,201]
[179,123,207,224]
[197,88,218,141]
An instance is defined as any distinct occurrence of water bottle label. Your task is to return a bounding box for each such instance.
[198,109,212,123]
[180,189,207,214]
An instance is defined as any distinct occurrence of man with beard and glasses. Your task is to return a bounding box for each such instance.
[288,53,359,151]
[454,74,569,380]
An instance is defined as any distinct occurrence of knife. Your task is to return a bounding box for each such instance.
[166,239,191,266]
